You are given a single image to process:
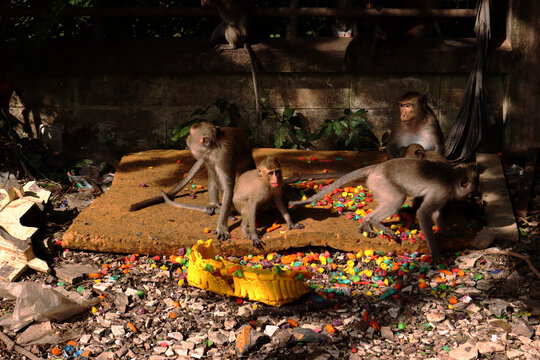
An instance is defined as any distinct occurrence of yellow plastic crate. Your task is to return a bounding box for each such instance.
[187,239,313,306]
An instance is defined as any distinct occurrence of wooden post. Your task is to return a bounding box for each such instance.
[287,0,298,38]
[503,0,540,153]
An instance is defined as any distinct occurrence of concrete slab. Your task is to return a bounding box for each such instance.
[63,149,487,257]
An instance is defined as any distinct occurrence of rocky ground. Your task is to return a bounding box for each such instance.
[1,154,539,360]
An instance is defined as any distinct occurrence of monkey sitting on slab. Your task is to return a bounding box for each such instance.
[386,92,445,160]
[163,156,304,249]
[130,121,256,242]
[289,158,477,259]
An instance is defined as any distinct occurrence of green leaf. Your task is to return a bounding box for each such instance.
[343,109,352,116]
[333,121,343,135]
[282,107,295,120]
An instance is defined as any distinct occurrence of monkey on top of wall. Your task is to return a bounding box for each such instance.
[202,0,261,122]
[386,92,445,160]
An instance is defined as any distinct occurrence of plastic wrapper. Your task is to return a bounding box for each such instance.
[0,280,98,332]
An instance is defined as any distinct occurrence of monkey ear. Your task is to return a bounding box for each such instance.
[460,176,470,188]
[414,150,424,158]
[258,169,263,177]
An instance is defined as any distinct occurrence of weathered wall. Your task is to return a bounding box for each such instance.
[4,38,511,155]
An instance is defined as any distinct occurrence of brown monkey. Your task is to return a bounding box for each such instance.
[289,158,476,259]
[202,0,261,122]
[402,143,449,164]
[233,156,304,248]
[162,156,304,248]
[130,122,255,242]
[386,92,445,160]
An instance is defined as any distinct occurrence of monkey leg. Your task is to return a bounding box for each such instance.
[417,199,444,260]
[161,191,220,215]
[274,196,304,230]
[215,186,234,242]
[241,204,265,249]
[129,159,204,211]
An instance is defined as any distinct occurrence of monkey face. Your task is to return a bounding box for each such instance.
[399,102,416,124]
[260,168,281,188]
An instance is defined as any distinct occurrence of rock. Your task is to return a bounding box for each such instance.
[264,325,279,337]
[93,282,112,292]
[55,264,98,284]
[449,341,478,360]
[114,292,130,313]
[454,287,482,296]
[488,319,512,332]
[235,325,270,356]
[426,311,445,323]
[476,279,493,291]
[237,305,252,318]
[511,318,534,338]
[506,349,525,359]
[505,271,522,294]
[291,328,327,342]
[271,329,292,349]
[167,332,184,342]
[476,341,505,354]
[16,322,59,345]
[208,329,230,345]
[110,325,125,337]
[456,253,482,269]
[190,346,205,359]
[380,326,393,340]
[488,299,512,317]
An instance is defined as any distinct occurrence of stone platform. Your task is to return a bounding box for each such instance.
[62,149,514,257]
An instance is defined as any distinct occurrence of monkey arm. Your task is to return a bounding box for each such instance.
[274,195,304,230]
[129,159,205,211]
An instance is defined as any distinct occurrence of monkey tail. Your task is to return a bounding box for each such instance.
[243,42,261,123]
[289,166,375,207]
[129,159,205,211]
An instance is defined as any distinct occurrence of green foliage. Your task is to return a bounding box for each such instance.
[261,100,309,149]
[314,109,379,151]
[171,99,241,144]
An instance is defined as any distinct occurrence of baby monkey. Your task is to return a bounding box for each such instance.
[233,156,304,248]
[289,158,476,259]
[402,143,449,164]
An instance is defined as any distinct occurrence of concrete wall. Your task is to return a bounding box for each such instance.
[4,38,510,155]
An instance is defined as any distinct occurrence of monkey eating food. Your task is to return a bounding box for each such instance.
[289,158,477,259]
[386,92,445,160]
[130,121,256,242]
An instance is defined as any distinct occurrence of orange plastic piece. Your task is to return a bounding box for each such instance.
[435,277,447,283]
[370,321,381,330]
[449,297,458,305]
[280,254,297,265]
[88,273,101,279]
[457,269,465,277]
[418,282,429,289]
[52,347,62,356]
[128,322,137,332]
[266,222,281,233]
[326,324,336,333]
[288,319,299,327]
[440,269,453,275]
[168,312,177,319]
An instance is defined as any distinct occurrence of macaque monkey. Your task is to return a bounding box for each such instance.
[130,122,255,242]
[333,0,358,38]
[162,156,304,248]
[386,92,445,160]
[289,158,476,259]
[234,156,304,248]
[202,0,260,121]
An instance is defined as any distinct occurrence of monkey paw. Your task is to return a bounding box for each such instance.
[289,223,305,230]
[251,237,265,250]
[205,206,219,216]
[216,228,231,242]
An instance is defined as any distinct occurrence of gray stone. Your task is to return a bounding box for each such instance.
[511,318,534,338]
[449,341,478,360]
[380,326,394,340]
[455,287,482,296]
[208,329,230,345]
[476,341,505,354]
[506,349,525,359]
[114,292,130,313]
[488,299,512,317]
[426,311,445,323]
[488,318,512,332]
[271,329,292,349]
[235,325,270,356]
[476,279,493,291]
[237,305,252,318]
[264,325,279,337]
[110,325,125,337]
[55,264,98,284]
[291,328,327,342]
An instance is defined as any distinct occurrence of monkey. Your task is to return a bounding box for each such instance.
[130,121,256,242]
[233,156,304,248]
[202,0,261,122]
[163,156,305,248]
[402,143,449,164]
[289,158,477,259]
[386,92,445,160]
[333,0,359,38]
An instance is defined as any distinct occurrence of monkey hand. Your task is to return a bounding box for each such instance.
[289,223,305,230]
[216,225,231,242]
[251,237,265,250]
[204,205,220,216]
